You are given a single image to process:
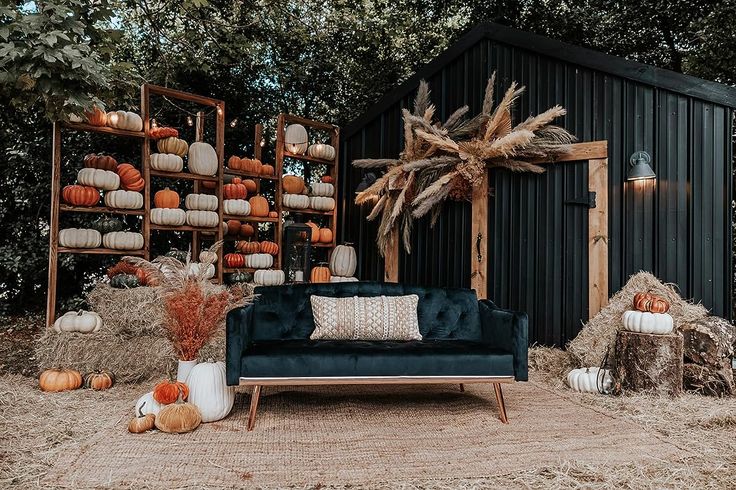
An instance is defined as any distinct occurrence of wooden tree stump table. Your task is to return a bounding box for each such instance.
[614,330,683,396]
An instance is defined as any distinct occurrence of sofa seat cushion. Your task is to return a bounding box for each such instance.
[240,340,515,378]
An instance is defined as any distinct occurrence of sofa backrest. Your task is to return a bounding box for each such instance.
[250,282,481,341]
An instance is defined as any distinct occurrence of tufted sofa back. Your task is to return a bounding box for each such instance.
[250,282,481,341]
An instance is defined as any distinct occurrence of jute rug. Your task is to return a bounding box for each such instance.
[44,381,687,489]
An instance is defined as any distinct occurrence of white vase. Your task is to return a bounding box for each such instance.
[177,359,198,382]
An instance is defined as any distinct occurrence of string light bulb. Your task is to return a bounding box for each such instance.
[229,118,238,128]
[260,139,266,147]
[186,115,193,126]
[150,118,158,128]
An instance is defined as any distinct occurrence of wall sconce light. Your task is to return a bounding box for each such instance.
[627,151,656,181]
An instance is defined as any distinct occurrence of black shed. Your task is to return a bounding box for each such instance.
[338,22,736,347]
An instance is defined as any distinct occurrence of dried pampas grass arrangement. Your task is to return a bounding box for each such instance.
[353,73,575,255]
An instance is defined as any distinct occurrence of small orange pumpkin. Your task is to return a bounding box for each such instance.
[260,164,275,176]
[39,368,83,392]
[305,221,320,242]
[239,223,255,237]
[62,185,100,207]
[321,175,334,184]
[202,181,217,190]
[153,379,189,405]
[283,175,305,194]
[243,179,257,194]
[259,241,279,255]
[116,163,145,192]
[148,126,179,139]
[227,155,242,170]
[224,177,247,199]
[84,153,118,171]
[633,292,670,313]
[226,219,241,235]
[236,241,260,254]
[225,253,245,268]
[85,106,107,126]
[310,263,331,283]
[318,227,333,244]
[154,187,180,208]
[268,211,278,218]
[249,196,269,217]
[84,370,115,390]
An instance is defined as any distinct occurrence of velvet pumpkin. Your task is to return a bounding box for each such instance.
[224,178,247,200]
[154,188,180,208]
[226,219,241,236]
[310,264,331,283]
[243,179,257,194]
[153,379,189,405]
[116,163,145,192]
[84,153,118,171]
[239,223,255,237]
[157,136,188,157]
[84,370,115,390]
[148,126,179,139]
[39,368,82,392]
[128,403,156,433]
[85,106,107,126]
[62,185,100,207]
[248,196,269,217]
[154,396,202,434]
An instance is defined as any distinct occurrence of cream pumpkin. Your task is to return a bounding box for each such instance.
[186,210,219,228]
[150,208,186,226]
[186,361,235,423]
[310,182,334,197]
[307,143,336,160]
[150,153,184,172]
[102,231,144,250]
[244,253,273,269]
[188,142,218,176]
[157,137,189,157]
[566,367,612,394]
[184,193,218,211]
[59,228,101,248]
[134,391,163,416]
[329,244,357,277]
[282,194,309,209]
[253,269,285,286]
[53,310,102,333]
[77,168,120,191]
[309,196,335,211]
[106,110,143,131]
[223,199,251,216]
[284,124,308,154]
[104,190,143,209]
[621,310,674,335]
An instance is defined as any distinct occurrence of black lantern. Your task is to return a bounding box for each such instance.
[283,214,312,283]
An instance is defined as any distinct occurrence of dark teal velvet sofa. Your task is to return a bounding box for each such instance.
[226,282,528,429]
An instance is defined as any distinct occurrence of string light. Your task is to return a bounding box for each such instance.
[187,115,193,126]
[229,118,238,128]
[260,139,266,147]
[150,118,158,128]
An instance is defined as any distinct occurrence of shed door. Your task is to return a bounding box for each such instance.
[488,161,589,346]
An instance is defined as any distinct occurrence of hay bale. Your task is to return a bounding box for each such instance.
[87,284,165,337]
[529,346,575,380]
[568,271,709,367]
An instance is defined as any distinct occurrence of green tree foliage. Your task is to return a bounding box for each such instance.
[1,0,734,314]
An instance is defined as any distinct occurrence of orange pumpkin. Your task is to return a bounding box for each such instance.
[39,368,83,392]
[225,253,245,268]
[239,223,255,237]
[318,228,333,244]
[249,196,269,217]
[226,219,241,235]
[84,153,118,171]
[305,221,320,242]
[310,264,331,283]
[85,106,107,126]
[116,163,145,192]
[148,126,179,139]
[84,370,115,390]
[268,211,278,218]
[633,292,670,313]
[260,241,279,255]
[154,187,180,208]
[321,175,334,184]
[236,240,260,254]
[260,164,275,176]
[153,380,189,405]
[282,175,305,194]
[243,179,257,193]
[202,181,217,190]
[227,155,242,170]
[224,177,247,199]
[62,185,100,207]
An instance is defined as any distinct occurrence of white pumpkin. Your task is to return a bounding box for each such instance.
[310,182,334,197]
[307,143,336,161]
[199,250,218,263]
[52,310,102,334]
[223,199,250,216]
[104,190,143,209]
[622,310,674,335]
[186,210,219,228]
[134,391,162,416]
[329,276,359,283]
[244,253,273,269]
[150,153,184,172]
[186,361,234,423]
[567,367,612,394]
[59,228,101,248]
[188,142,218,176]
[77,168,120,191]
[282,193,310,209]
[103,231,144,250]
[187,262,215,279]
[106,110,143,131]
[284,124,308,154]
[253,269,285,286]
[184,193,218,211]
[157,137,188,157]
[309,196,335,211]
[329,244,357,277]
[150,208,186,226]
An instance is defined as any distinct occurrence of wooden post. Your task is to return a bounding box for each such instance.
[470,170,489,299]
[384,228,399,282]
[191,110,205,264]
[215,104,225,283]
[588,158,609,317]
[45,122,62,329]
[329,127,340,254]
[254,123,263,161]
[275,115,285,270]
[140,84,151,262]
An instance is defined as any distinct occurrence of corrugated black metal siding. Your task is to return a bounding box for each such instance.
[339,38,734,346]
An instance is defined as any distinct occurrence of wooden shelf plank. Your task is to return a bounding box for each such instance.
[58,247,145,256]
[150,169,219,182]
[282,114,337,132]
[59,204,145,216]
[312,243,334,248]
[223,214,279,223]
[223,267,258,273]
[282,207,335,216]
[283,151,335,166]
[150,223,220,232]
[61,122,145,138]
[224,169,278,180]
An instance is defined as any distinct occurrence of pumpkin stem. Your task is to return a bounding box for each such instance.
[138,401,146,418]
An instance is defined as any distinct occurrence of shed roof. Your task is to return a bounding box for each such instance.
[344,22,736,137]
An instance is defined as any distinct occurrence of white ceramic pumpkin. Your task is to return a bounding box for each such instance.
[102,231,144,250]
[150,208,186,226]
[253,269,285,286]
[157,137,188,157]
[188,142,218,176]
[307,143,336,161]
[184,193,218,211]
[186,210,219,228]
[244,253,273,269]
[106,110,143,131]
[134,391,162,416]
[53,310,102,333]
[77,168,120,191]
[329,244,357,277]
[309,196,335,211]
[186,361,234,423]
[329,276,359,283]
[104,190,143,209]
[284,124,308,154]
[186,262,215,279]
[310,182,334,197]
[150,153,184,172]
[567,367,612,394]
[223,199,251,216]
[622,310,674,335]
[282,194,310,209]
[59,228,101,248]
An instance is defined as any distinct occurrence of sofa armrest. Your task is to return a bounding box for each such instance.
[226,305,254,386]
[478,299,529,381]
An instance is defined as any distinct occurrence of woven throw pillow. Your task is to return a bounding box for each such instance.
[310,295,422,341]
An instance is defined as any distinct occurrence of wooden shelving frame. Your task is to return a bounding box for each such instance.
[275,114,339,270]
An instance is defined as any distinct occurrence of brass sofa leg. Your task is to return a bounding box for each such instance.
[492,383,509,424]
[459,383,465,392]
[247,385,262,431]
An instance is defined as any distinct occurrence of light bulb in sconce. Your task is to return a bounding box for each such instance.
[186,115,193,126]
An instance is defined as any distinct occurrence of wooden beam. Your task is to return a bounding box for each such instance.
[588,158,609,317]
[384,227,399,282]
[470,170,489,299]
[46,122,62,329]
[533,141,608,164]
